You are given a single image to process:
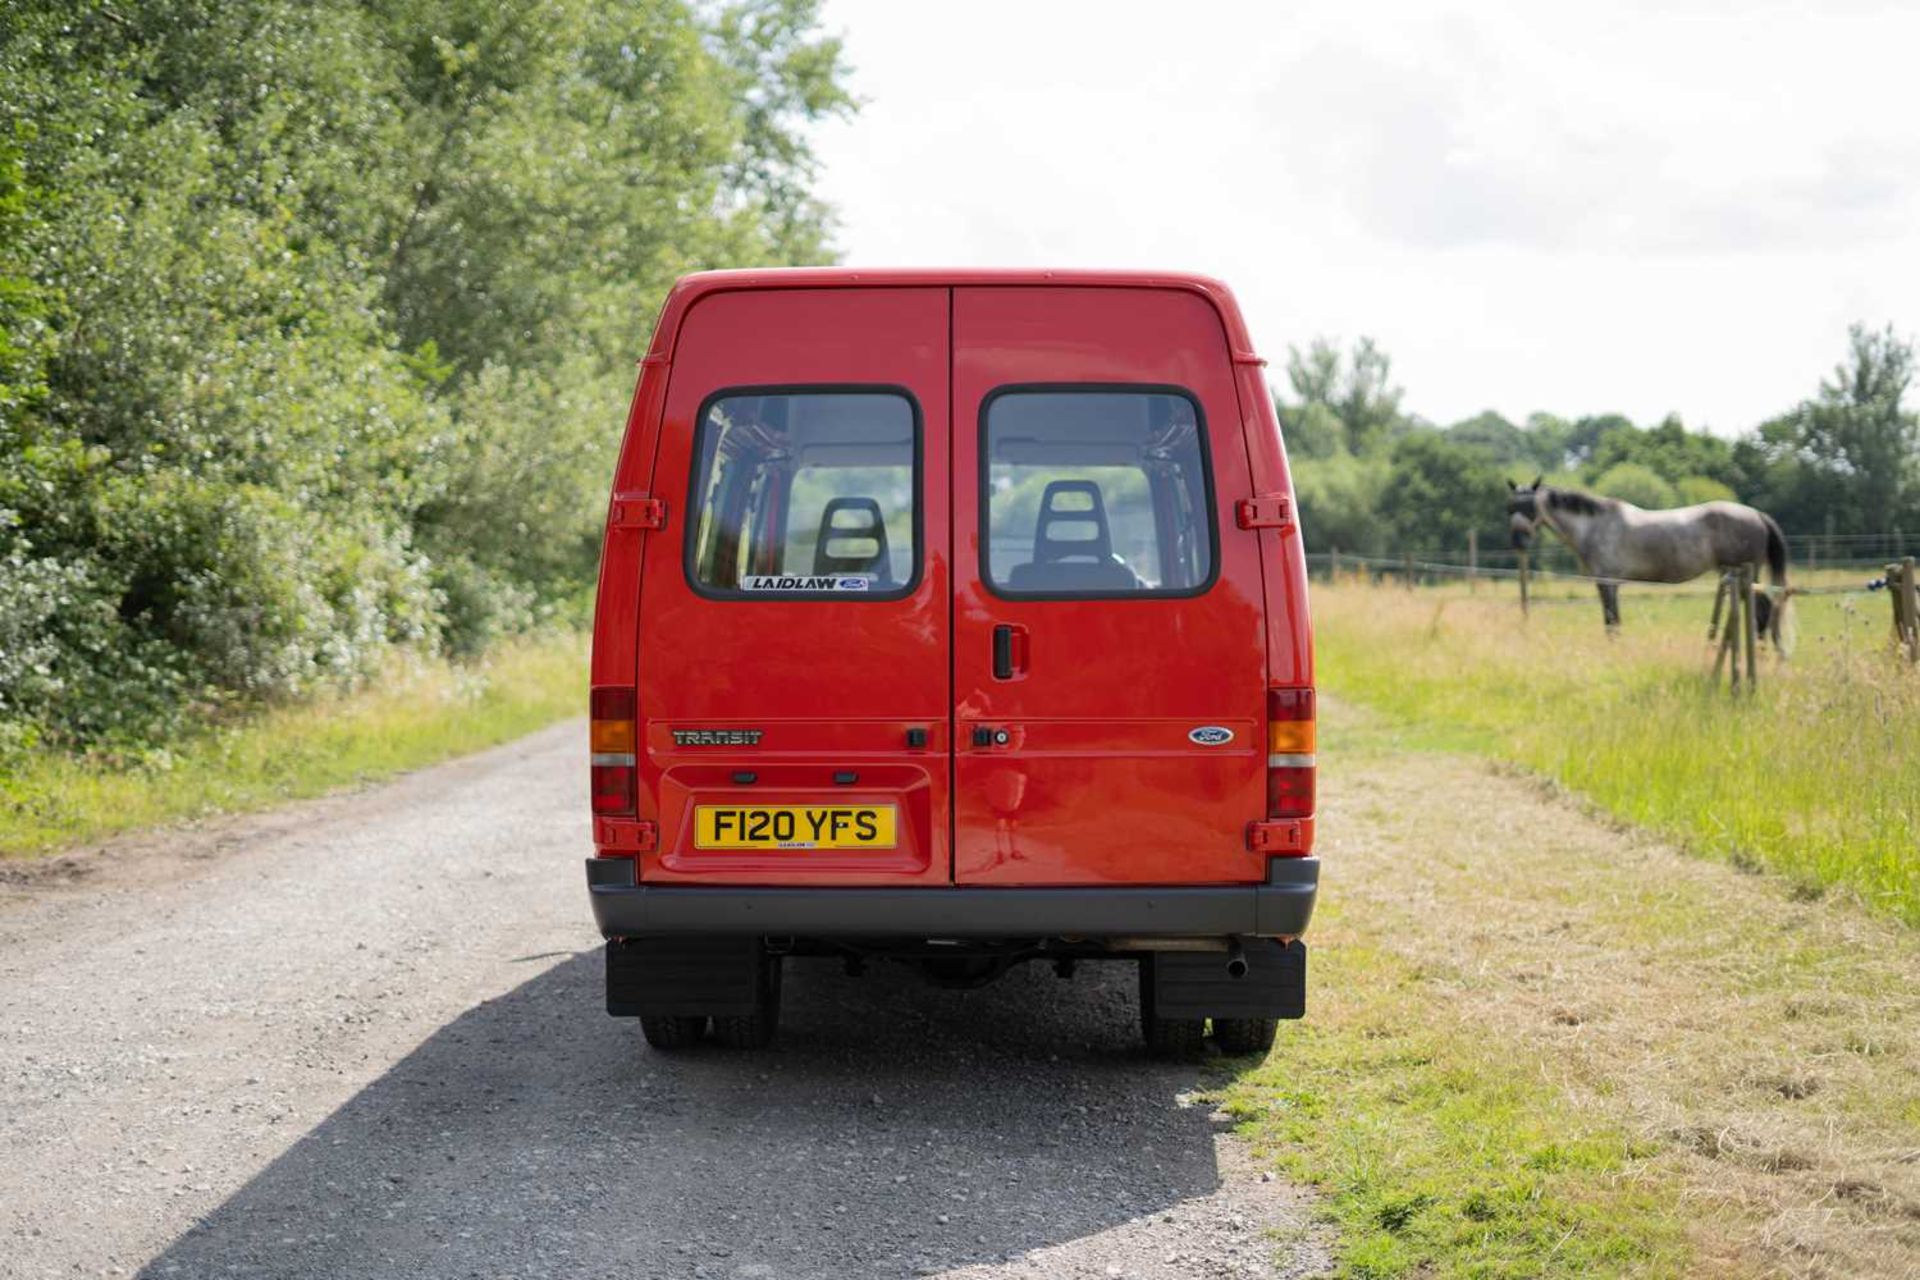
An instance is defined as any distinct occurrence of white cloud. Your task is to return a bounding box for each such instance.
[810,0,1920,431]
[1260,8,1920,255]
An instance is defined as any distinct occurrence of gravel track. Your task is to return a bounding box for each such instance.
[0,722,1324,1279]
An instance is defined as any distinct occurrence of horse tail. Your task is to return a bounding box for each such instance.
[1761,512,1789,589]
[1759,512,1795,655]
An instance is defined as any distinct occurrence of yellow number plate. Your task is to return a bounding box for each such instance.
[693,805,898,850]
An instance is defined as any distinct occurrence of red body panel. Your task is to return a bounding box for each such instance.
[950,287,1268,884]
[590,269,1313,886]
[632,287,951,885]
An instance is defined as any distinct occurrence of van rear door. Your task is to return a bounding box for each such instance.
[634,287,952,885]
[950,286,1269,886]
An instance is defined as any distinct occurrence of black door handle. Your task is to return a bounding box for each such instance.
[992,624,1015,679]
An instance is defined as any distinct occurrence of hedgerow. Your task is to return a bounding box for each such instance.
[0,0,850,760]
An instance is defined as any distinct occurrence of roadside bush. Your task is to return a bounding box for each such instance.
[0,0,851,755]
[0,519,77,760]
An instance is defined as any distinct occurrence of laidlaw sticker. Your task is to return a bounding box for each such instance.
[739,575,874,592]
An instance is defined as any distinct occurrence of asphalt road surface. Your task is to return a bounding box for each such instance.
[0,723,1324,1280]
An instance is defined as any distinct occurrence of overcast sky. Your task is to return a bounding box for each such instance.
[809,0,1920,435]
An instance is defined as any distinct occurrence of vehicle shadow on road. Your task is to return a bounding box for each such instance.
[139,952,1237,1279]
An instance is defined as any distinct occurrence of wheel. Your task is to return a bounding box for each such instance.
[710,954,783,1050]
[1145,1015,1208,1059]
[639,1014,707,1050]
[1212,1017,1278,1056]
[1139,956,1207,1060]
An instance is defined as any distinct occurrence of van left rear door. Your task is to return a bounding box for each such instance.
[635,287,952,886]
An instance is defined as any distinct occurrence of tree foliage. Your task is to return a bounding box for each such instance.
[1278,328,1920,559]
[1279,336,1405,459]
[0,0,850,756]
[1746,324,1919,536]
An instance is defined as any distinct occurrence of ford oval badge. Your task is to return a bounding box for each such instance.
[1188,726,1234,746]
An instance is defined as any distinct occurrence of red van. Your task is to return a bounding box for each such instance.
[584,269,1317,1056]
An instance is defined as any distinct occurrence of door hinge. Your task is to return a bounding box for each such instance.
[595,817,658,853]
[610,492,667,531]
[1236,495,1292,530]
[1246,819,1307,854]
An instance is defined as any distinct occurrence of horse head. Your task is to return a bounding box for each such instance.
[1505,476,1544,549]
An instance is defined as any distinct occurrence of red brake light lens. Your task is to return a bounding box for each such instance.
[1267,765,1316,820]
[590,686,637,816]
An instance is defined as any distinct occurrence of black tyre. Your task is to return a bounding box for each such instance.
[1145,1015,1208,1059]
[1139,956,1207,1060]
[1211,1017,1278,1056]
[710,955,783,1050]
[639,1014,708,1051]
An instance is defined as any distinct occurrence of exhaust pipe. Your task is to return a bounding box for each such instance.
[1225,938,1248,979]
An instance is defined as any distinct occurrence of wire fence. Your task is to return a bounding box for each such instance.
[1305,541,1920,678]
[1304,550,1903,601]
[1335,531,1918,573]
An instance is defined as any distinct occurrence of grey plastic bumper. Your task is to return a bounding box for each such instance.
[585,857,1318,939]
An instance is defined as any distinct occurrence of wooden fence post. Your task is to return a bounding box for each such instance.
[1467,529,1478,593]
[1330,546,1340,584]
[1887,561,1911,660]
[1901,557,1919,664]
[1907,557,1919,663]
[1518,549,1530,616]
[1740,564,1758,691]
[1712,573,1737,689]
[1883,562,1898,653]
[1403,551,1414,591]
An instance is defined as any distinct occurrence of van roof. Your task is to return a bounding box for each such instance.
[643,268,1263,366]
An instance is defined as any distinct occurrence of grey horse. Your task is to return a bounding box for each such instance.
[1504,477,1791,645]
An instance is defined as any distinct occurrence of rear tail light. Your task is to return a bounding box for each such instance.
[1266,687,1316,824]
[590,686,637,816]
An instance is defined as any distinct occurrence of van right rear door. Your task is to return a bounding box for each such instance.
[948,286,1272,887]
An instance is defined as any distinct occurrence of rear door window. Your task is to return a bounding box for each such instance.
[982,387,1215,597]
[686,389,920,599]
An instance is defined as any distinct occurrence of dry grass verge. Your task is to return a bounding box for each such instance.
[1219,706,1920,1278]
[0,633,585,857]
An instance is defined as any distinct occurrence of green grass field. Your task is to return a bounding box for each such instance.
[1213,582,1920,1279]
[0,633,585,857]
[1312,575,1920,925]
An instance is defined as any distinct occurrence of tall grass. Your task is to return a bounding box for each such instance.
[1314,579,1919,924]
[0,633,585,857]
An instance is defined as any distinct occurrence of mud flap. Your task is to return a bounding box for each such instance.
[606,937,767,1018]
[1149,939,1306,1020]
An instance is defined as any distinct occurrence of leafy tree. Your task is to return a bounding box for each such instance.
[1290,452,1388,555]
[1280,400,1347,462]
[1375,431,1504,553]
[0,0,853,751]
[1563,413,1635,468]
[1592,462,1679,510]
[1748,324,1918,536]
[1675,476,1736,506]
[1585,414,1745,493]
[0,129,51,421]
[1445,411,1524,464]
[1522,413,1573,472]
[1277,336,1406,459]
